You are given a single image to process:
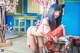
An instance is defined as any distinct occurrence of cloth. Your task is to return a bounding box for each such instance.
[46,25,63,40]
[51,25,63,38]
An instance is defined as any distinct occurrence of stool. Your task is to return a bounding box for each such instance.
[69,36,80,53]
[18,17,26,32]
[14,17,26,35]
[58,42,65,51]
[45,41,66,53]
[70,38,80,53]
[26,16,38,26]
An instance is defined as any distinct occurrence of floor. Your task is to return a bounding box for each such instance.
[0,32,33,53]
[0,32,80,53]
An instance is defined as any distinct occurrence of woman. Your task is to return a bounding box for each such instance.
[27,4,69,53]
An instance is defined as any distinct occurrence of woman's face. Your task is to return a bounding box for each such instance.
[54,10,61,18]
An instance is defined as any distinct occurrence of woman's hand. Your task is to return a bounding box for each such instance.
[52,36,58,43]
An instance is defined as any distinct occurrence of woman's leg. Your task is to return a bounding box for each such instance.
[37,36,44,53]
[27,26,38,52]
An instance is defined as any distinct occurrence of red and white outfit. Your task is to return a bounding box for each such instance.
[46,24,72,45]
[46,25,64,40]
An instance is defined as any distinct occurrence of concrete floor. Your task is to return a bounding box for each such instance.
[0,32,33,53]
[0,32,80,53]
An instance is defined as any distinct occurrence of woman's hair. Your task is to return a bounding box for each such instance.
[46,4,62,31]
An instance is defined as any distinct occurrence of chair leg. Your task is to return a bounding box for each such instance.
[76,46,79,53]
[71,45,73,53]
[59,44,63,51]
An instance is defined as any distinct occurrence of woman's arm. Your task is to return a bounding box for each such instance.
[60,24,66,35]
[35,26,51,36]
[35,18,51,36]
[46,24,65,40]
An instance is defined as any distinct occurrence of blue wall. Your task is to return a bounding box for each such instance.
[62,2,80,36]
[24,0,27,14]
[6,16,14,30]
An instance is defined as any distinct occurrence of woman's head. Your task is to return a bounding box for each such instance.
[54,10,61,18]
[46,4,62,30]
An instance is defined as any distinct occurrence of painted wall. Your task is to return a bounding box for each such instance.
[62,0,80,36]
[24,0,27,14]
[6,0,42,31]
[27,0,40,13]
[6,16,14,30]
